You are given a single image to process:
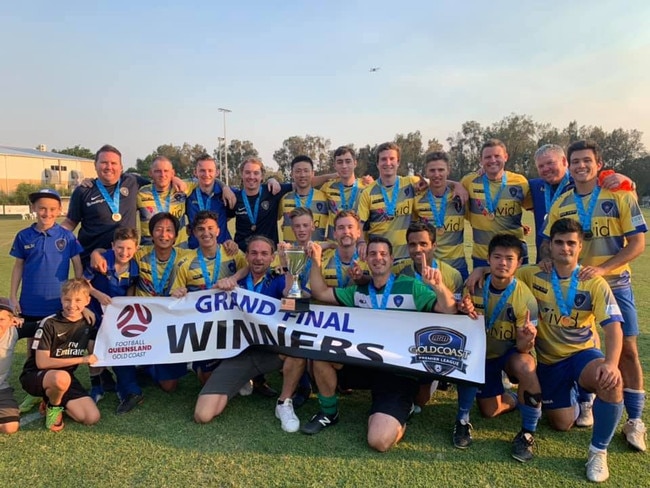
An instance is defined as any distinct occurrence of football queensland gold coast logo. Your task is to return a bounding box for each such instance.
[116,304,152,338]
[409,327,470,375]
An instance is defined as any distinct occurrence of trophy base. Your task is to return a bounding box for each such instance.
[280,297,310,312]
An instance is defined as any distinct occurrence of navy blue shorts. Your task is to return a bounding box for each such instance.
[537,348,604,410]
[476,348,519,399]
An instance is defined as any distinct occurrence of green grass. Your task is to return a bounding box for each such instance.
[0,214,648,488]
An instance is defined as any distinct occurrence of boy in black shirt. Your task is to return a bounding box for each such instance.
[20,279,100,431]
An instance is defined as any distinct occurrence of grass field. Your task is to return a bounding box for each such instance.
[0,214,648,488]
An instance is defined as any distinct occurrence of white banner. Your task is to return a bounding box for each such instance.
[94,288,485,384]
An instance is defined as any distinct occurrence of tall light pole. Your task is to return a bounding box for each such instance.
[217,137,225,178]
[218,107,232,185]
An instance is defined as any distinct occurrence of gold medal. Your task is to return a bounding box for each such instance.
[486,212,495,221]
[436,227,445,236]
[560,316,575,327]
[251,225,257,232]
[112,213,122,222]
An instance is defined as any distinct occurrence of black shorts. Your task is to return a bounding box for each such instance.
[0,388,19,424]
[200,349,283,397]
[20,370,89,406]
[337,366,418,425]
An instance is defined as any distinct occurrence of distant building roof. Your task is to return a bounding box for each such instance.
[0,145,93,162]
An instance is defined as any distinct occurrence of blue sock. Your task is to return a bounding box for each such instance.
[456,385,477,422]
[623,389,645,420]
[519,404,541,433]
[577,384,594,404]
[591,398,624,451]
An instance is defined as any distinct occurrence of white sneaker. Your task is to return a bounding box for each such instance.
[238,380,253,397]
[576,401,594,428]
[275,398,300,433]
[622,419,647,452]
[585,449,609,483]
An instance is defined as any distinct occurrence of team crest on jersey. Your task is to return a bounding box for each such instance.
[261,201,270,210]
[120,187,129,196]
[404,186,413,197]
[409,326,470,375]
[228,262,237,274]
[601,201,614,214]
[316,202,325,212]
[393,295,404,307]
[55,238,67,252]
[452,196,462,213]
[574,293,587,309]
[506,306,516,323]
[509,186,523,199]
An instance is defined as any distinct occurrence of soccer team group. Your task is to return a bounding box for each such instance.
[0,139,647,482]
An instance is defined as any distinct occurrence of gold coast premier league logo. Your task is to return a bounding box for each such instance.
[409,327,471,376]
[116,304,152,338]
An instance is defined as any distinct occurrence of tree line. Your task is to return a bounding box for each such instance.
[50,113,650,195]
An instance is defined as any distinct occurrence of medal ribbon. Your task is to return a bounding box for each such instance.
[245,272,264,293]
[95,179,121,215]
[196,186,213,211]
[482,275,517,330]
[426,188,448,228]
[197,247,222,288]
[334,249,359,287]
[573,186,601,233]
[338,181,359,211]
[369,273,396,310]
[243,188,262,227]
[150,248,176,295]
[379,178,401,218]
[153,187,172,213]
[482,173,506,215]
[551,266,580,317]
[294,188,314,209]
[543,173,570,212]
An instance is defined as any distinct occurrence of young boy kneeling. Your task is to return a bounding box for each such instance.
[19,279,100,431]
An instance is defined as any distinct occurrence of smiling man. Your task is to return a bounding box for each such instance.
[320,146,371,239]
[193,235,306,433]
[63,145,146,267]
[185,154,232,249]
[229,157,294,251]
[303,237,457,452]
[413,152,468,279]
[519,218,625,482]
[543,140,647,453]
[357,142,420,261]
[280,156,329,243]
[461,139,532,268]
[138,156,187,245]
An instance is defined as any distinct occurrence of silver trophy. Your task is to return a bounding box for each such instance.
[281,246,310,312]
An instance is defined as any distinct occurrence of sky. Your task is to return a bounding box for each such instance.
[2,0,650,170]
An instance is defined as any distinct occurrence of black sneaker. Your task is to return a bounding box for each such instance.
[453,420,473,449]
[511,430,535,462]
[253,381,278,398]
[116,393,144,415]
[292,386,312,409]
[301,411,339,435]
[100,369,117,392]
